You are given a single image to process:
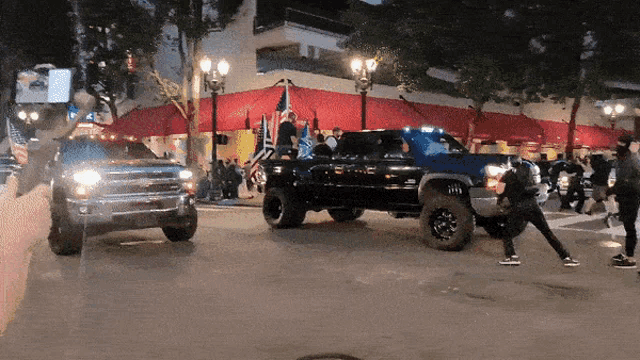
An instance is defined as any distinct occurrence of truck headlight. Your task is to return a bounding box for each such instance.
[485,164,508,192]
[73,170,101,186]
[179,170,193,179]
[560,176,569,188]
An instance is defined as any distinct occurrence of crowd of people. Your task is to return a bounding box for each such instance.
[504,134,640,269]
[197,158,252,201]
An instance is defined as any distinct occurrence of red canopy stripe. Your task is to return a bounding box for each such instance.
[107,103,187,137]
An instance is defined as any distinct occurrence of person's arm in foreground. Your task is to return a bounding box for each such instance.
[0,176,51,335]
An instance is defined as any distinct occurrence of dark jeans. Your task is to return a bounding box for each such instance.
[503,198,570,259]
[618,195,640,257]
[561,178,585,212]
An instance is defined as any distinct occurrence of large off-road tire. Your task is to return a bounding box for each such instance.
[328,208,365,222]
[162,207,198,242]
[48,192,83,256]
[263,188,306,228]
[482,216,528,239]
[420,194,474,251]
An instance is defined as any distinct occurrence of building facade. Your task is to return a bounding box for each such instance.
[128,0,636,168]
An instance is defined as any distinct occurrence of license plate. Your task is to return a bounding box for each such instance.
[135,200,161,211]
[135,214,157,227]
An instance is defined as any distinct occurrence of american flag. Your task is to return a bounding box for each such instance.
[273,85,297,145]
[7,118,28,164]
[249,114,275,182]
[297,122,313,160]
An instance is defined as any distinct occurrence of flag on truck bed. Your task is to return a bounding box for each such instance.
[297,122,313,160]
[6,118,28,164]
[249,114,274,182]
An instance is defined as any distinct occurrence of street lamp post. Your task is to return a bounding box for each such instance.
[351,58,377,130]
[603,103,626,125]
[200,57,229,200]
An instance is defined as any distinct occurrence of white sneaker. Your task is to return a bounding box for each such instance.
[499,255,521,266]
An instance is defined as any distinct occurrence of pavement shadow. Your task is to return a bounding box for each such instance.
[264,220,427,251]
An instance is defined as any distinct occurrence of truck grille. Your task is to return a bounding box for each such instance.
[99,171,183,198]
[101,183,181,196]
[104,172,178,181]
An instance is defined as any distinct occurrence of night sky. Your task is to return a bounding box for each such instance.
[0,0,75,67]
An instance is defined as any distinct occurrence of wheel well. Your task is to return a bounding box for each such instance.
[420,179,470,205]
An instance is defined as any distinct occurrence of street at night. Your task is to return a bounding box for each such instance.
[2,196,640,360]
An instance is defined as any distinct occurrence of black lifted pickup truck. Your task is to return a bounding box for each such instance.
[45,137,198,255]
[256,126,546,251]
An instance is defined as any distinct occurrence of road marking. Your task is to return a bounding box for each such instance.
[197,206,261,211]
[120,240,167,246]
[544,211,631,236]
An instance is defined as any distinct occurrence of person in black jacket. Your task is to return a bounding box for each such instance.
[583,154,616,226]
[497,157,579,267]
[548,159,568,197]
[312,133,333,158]
[607,135,640,269]
[560,155,587,213]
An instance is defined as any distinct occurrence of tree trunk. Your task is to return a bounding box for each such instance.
[565,96,581,158]
[465,101,484,151]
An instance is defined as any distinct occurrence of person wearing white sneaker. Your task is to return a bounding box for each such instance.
[607,135,640,269]
[497,157,579,268]
[583,154,617,225]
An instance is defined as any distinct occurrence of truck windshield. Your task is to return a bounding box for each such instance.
[61,140,158,165]
[409,131,468,155]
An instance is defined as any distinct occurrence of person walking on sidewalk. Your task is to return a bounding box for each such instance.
[496,157,580,267]
[584,153,617,227]
[607,134,640,269]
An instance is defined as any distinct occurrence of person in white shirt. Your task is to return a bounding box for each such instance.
[325,127,343,151]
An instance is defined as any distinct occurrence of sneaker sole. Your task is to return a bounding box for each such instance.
[613,265,637,269]
[564,263,580,267]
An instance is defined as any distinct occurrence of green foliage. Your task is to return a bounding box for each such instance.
[342,0,640,105]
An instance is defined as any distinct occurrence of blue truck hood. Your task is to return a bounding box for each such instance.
[417,153,510,174]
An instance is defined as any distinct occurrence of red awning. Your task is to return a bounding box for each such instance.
[474,112,544,144]
[289,86,362,131]
[575,125,620,150]
[107,85,624,148]
[107,103,188,137]
[539,120,568,146]
[198,86,319,132]
[389,101,469,137]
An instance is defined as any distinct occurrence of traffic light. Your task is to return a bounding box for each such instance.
[216,134,228,145]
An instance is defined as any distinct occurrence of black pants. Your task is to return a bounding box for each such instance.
[618,196,640,257]
[503,199,570,259]
[561,178,585,212]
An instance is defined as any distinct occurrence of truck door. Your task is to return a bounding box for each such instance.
[375,133,421,207]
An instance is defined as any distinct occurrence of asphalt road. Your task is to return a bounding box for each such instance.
[2,197,640,360]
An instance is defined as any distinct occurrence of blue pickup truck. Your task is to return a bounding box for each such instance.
[256,126,546,251]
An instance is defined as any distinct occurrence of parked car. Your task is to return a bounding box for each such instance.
[45,137,198,255]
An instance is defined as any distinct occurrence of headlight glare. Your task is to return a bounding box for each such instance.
[485,164,507,178]
[179,170,193,179]
[73,170,101,186]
